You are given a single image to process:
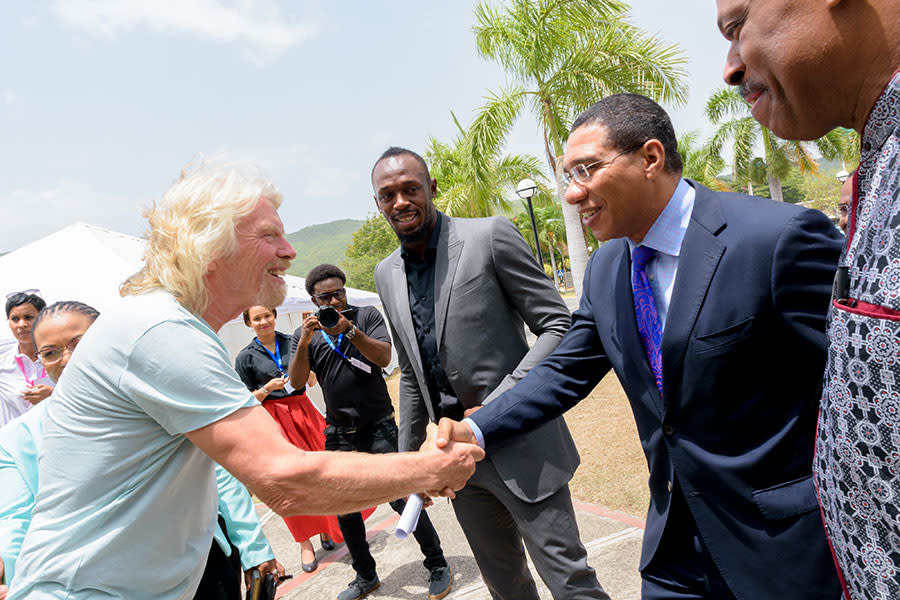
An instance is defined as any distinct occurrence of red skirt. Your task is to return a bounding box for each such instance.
[261,393,375,542]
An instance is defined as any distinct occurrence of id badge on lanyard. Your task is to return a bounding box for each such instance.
[321,331,372,374]
[255,339,296,393]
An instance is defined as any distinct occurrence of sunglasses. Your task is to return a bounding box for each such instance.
[312,288,346,303]
[6,289,42,300]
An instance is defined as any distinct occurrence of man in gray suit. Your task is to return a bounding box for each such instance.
[372,147,608,600]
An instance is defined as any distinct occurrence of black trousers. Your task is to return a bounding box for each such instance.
[324,416,447,579]
[195,516,243,600]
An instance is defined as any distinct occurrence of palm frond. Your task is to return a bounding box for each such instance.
[470,87,527,166]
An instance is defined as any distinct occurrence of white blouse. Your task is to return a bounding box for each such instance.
[0,342,53,427]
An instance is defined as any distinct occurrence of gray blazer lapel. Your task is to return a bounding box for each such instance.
[661,183,726,408]
[390,257,429,392]
[435,218,463,349]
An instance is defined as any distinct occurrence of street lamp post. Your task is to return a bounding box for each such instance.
[516,178,544,267]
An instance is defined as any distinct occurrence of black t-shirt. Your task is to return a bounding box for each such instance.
[234,331,305,399]
[292,304,393,426]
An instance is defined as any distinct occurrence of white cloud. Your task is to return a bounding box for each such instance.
[0,181,149,252]
[2,90,18,106]
[0,145,361,253]
[53,0,320,63]
[212,143,359,199]
[203,143,366,231]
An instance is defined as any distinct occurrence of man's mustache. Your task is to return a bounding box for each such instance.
[739,81,765,103]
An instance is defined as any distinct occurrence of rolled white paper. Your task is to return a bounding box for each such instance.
[395,493,424,539]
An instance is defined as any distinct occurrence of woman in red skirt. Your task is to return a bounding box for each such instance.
[234,305,340,572]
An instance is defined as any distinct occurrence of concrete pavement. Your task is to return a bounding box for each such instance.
[261,497,643,600]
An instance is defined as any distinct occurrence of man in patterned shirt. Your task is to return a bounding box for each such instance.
[716,1,900,598]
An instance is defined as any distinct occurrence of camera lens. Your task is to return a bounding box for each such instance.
[316,305,340,329]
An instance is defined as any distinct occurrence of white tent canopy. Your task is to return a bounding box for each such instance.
[0,223,384,364]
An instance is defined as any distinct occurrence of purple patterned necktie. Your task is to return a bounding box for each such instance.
[632,245,663,395]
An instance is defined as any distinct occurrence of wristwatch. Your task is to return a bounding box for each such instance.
[345,325,357,341]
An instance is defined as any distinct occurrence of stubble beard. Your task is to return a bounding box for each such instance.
[394,210,436,246]
[258,280,287,310]
[395,222,430,246]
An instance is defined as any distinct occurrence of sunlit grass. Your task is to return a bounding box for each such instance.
[386,370,648,518]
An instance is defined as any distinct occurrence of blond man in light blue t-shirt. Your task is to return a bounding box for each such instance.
[9,164,483,600]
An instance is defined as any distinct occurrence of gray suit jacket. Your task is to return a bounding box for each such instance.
[374,214,580,503]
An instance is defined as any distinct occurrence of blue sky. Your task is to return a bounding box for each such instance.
[0,1,729,252]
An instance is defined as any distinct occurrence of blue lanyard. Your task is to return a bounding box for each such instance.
[320,331,351,362]
[255,338,285,374]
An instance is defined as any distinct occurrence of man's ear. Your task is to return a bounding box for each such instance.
[641,139,667,180]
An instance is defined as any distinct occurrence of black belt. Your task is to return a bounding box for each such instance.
[328,413,394,434]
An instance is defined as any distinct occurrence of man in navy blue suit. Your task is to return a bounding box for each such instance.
[436,94,844,599]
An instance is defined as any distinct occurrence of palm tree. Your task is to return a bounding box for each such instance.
[535,204,569,289]
[512,199,568,285]
[705,87,856,202]
[425,114,549,218]
[678,131,729,191]
[469,0,689,299]
[536,204,568,286]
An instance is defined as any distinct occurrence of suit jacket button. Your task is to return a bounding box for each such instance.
[662,423,675,436]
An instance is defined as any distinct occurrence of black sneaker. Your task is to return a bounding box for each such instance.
[337,573,381,600]
[427,566,452,600]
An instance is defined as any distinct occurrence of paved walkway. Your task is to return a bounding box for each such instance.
[260,497,643,600]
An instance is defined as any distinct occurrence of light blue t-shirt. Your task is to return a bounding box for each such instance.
[0,401,45,584]
[9,293,257,600]
[212,464,274,570]
[0,405,273,589]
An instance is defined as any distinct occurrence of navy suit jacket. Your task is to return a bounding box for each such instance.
[471,181,843,599]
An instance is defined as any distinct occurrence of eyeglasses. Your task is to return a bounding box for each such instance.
[5,289,42,300]
[37,334,83,366]
[562,147,638,187]
[312,288,346,303]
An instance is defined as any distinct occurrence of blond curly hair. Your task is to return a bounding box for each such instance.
[120,163,283,315]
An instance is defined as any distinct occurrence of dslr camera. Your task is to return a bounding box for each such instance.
[315,305,341,329]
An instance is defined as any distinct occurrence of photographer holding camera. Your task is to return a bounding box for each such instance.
[289,264,451,600]
[234,305,341,573]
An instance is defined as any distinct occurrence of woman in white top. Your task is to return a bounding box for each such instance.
[0,291,53,427]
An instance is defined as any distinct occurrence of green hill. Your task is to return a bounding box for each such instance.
[286,219,365,279]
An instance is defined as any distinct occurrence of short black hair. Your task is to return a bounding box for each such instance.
[371,146,431,186]
[6,291,46,317]
[570,93,683,174]
[305,264,346,296]
[242,306,278,326]
[33,301,100,335]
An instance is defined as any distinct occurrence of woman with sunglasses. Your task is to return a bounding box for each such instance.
[0,291,53,427]
[0,301,284,600]
[235,305,341,573]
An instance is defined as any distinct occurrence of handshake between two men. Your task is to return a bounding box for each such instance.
[415,421,483,499]
[416,412,482,499]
